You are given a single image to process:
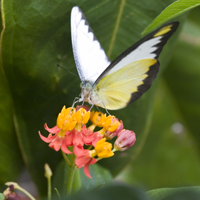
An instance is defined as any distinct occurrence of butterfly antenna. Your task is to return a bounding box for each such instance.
[56,63,79,78]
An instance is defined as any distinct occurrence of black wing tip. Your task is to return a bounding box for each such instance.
[127,61,160,106]
[126,22,179,106]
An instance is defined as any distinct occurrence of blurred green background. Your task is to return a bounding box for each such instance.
[1,0,200,199]
[116,6,200,189]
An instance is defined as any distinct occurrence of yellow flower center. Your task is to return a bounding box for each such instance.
[57,106,76,131]
[102,116,120,132]
[73,108,90,125]
[58,129,65,138]
[90,111,106,127]
[95,138,114,158]
[89,149,97,158]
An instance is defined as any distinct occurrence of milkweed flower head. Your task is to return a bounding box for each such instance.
[39,105,136,178]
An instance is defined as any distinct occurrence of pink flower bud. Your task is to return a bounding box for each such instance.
[6,193,21,200]
[105,120,124,140]
[76,105,90,111]
[114,130,136,151]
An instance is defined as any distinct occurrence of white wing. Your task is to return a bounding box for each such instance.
[71,6,111,83]
[94,22,179,84]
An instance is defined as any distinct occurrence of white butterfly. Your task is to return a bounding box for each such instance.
[71,6,179,110]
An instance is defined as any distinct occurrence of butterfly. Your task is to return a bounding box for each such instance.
[71,6,179,110]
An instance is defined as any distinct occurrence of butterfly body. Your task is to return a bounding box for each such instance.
[71,6,179,110]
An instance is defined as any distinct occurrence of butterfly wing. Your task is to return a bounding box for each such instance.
[92,22,179,110]
[71,6,111,83]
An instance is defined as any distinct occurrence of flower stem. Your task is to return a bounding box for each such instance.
[66,152,77,196]
[47,176,51,200]
[17,187,36,200]
[5,182,36,200]
[67,164,77,196]
[87,144,93,150]
[62,151,72,166]
[44,164,52,200]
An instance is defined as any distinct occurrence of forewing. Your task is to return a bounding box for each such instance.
[94,22,179,84]
[71,6,111,83]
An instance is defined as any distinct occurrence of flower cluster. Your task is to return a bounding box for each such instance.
[39,106,136,178]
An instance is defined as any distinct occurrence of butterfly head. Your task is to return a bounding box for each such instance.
[79,81,93,103]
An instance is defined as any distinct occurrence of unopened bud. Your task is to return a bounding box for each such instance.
[44,163,52,179]
[114,130,136,151]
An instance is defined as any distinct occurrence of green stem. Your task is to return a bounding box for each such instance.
[44,164,52,200]
[62,149,77,196]
[17,186,36,200]
[5,182,36,200]
[87,145,93,150]
[62,151,72,166]
[67,164,77,196]
[47,177,51,200]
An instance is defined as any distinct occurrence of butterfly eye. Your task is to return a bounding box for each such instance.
[86,83,91,89]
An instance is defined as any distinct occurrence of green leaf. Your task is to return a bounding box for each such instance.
[148,187,200,200]
[0,193,4,200]
[161,188,200,200]
[0,0,23,189]
[59,185,147,200]
[142,0,200,35]
[53,160,80,197]
[0,48,23,190]
[79,164,113,192]
[53,161,112,196]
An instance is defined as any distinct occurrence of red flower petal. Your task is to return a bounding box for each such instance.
[75,155,91,169]
[73,129,84,147]
[84,162,92,179]
[61,142,72,154]
[82,126,95,145]
[92,132,103,147]
[44,123,60,134]
[90,158,98,165]
[38,131,56,143]
[49,136,63,151]
[83,158,97,179]
[64,131,74,146]
[73,145,88,157]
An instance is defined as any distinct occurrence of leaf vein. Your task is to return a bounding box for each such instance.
[107,0,126,58]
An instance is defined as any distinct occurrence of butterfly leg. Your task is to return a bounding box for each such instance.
[98,101,111,115]
[72,96,80,108]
